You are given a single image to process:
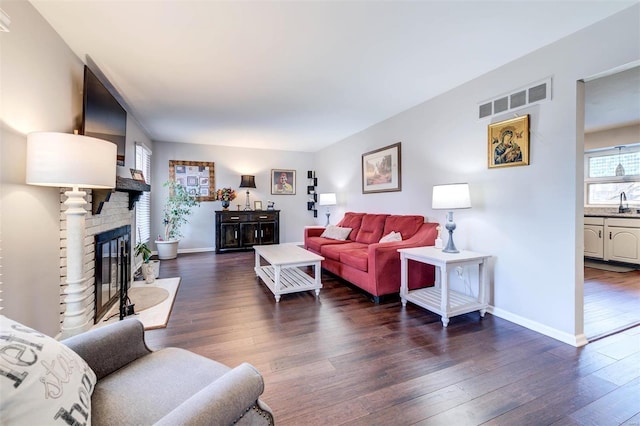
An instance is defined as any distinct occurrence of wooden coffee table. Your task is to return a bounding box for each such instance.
[253,244,324,302]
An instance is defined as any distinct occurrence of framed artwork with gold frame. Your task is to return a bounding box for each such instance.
[169,160,215,201]
[488,115,530,168]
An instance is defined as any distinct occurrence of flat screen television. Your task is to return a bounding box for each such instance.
[81,65,127,166]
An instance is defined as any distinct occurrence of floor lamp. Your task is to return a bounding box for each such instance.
[26,132,116,338]
[239,175,256,211]
[319,193,337,226]
[432,183,471,253]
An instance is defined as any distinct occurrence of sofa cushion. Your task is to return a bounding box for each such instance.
[383,215,425,240]
[320,225,352,240]
[355,214,389,244]
[305,236,349,253]
[337,212,366,241]
[339,248,369,272]
[321,242,367,261]
[0,315,97,426]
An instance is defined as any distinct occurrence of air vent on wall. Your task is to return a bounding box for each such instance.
[478,77,552,119]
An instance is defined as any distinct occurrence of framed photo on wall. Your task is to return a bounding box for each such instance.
[169,160,215,201]
[271,169,296,195]
[362,142,402,194]
[488,115,530,168]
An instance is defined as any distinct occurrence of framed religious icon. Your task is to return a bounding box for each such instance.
[488,115,530,168]
[169,160,215,201]
[362,142,402,194]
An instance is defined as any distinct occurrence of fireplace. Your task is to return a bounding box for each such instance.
[94,225,131,322]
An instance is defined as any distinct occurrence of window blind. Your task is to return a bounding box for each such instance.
[135,143,152,243]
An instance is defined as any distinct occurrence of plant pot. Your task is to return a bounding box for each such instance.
[141,262,156,284]
[156,240,179,260]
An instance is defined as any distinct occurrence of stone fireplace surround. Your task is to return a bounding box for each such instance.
[57,177,148,329]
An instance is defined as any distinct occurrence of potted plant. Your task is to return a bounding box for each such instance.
[134,241,159,283]
[155,180,200,259]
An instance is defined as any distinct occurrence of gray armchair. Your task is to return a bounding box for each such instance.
[62,319,274,425]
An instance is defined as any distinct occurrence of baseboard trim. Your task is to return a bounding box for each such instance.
[151,247,215,256]
[488,306,588,347]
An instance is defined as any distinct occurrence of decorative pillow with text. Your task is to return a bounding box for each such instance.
[320,225,353,241]
[0,315,97,425]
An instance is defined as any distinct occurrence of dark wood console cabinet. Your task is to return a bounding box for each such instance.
[215,210,280,253]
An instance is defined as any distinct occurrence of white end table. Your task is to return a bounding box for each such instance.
[398,246,490,327]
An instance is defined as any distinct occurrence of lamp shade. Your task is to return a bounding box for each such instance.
[319,193,337,206]
[432,183,471,210]
[239,175,256,188]
[26,132,116,188]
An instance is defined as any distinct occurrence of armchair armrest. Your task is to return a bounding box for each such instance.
[62,319,151,380]
[155,362,273,426]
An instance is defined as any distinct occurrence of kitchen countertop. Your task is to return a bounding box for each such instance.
[584,207,640,218]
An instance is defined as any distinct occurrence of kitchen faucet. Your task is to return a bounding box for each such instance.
[619,191,630,213]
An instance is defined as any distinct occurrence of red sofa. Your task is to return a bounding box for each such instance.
[304,212,438,302]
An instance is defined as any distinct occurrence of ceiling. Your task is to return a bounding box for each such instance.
[30,0,638,152]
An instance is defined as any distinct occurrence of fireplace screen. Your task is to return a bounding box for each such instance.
[94,225,130,322]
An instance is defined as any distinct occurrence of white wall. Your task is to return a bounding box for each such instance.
[314,4,640,346]
[0,1,153,336]
[151,141,315,250]
[585,123,640,150]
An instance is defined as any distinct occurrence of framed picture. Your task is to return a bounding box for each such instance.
[362,142,402,194]
[271,169,296,195]
[254,201,263,210]
[130,168,146,183]
[169,160,215,201]
[488,115,530,168]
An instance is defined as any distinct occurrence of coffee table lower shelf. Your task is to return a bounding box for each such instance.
[255,265,322,302]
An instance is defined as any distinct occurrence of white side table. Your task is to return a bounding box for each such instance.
[398,246,491,327]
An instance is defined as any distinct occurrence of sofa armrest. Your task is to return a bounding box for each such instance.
[154,362,273,426]
[62,319,151,380]
[367,223,439,294]
[304,226,325,239]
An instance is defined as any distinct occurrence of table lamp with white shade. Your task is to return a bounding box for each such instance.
[26,132,116,338]
[318,193,337,226]
[432,183,471,253]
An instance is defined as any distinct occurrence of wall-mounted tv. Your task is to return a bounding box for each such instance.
[81,65,127,166]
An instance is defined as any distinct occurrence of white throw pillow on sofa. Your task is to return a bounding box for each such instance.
[320,225,352,241]
[379,231,403,243]
[0,315,97,425]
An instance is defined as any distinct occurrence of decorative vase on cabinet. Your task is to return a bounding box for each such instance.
[221,200,230,210]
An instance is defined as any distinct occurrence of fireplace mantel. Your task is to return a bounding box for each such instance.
[92,176,150,215]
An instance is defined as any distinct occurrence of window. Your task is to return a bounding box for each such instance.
[135,143,152,243]
[585,145,640,206]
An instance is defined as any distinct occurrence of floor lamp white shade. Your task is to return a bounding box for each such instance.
[319,193,337,226]
[432,183,471,253]
[26,132,116,338]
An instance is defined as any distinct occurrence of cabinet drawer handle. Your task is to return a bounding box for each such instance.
[234,231,238,239]
[230,216,240,220]
[598,230,602,238]
[255,230,258,238]
[261,230,264,237]
[259,216,268,219]
[609,232,612,240]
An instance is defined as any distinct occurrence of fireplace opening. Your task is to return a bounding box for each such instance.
[94,225,131,322]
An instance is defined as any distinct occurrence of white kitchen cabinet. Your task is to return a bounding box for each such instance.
[605,218,640,264]
[584,224,604,259]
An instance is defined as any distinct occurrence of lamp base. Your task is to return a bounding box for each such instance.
[325,212,331,227]
[442,211,459,253]
[244,190,251,211]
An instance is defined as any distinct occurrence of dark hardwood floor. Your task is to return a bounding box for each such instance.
[143,251,640,425]
[584,266,640,340]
